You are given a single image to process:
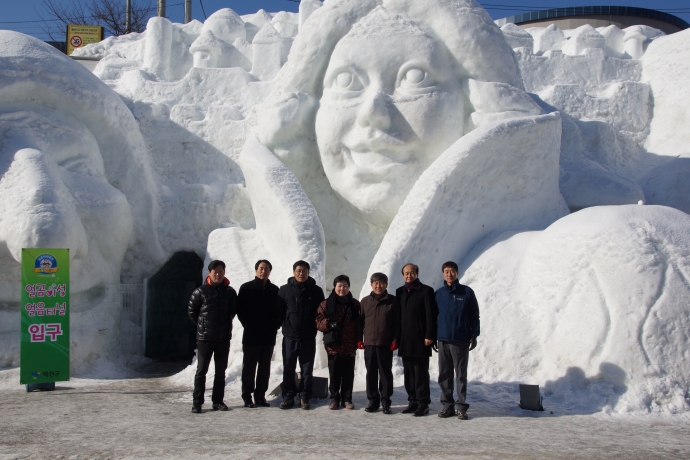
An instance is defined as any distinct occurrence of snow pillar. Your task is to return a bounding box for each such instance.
[143,17,173,80]
[299,0,322,29]
[251,23,283,81]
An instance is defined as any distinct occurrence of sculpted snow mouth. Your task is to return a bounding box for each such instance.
[343,137,414,172]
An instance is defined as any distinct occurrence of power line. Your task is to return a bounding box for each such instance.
[0,2,185,25]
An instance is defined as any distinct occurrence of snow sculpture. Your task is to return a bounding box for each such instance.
[143,17,173,80]
[299,0,323,29]
[201,8,246,44]
[456,204,690,413]
[0,31,163,366]
[599,24,626,58]
[561,25,605,56]
[500,23,534,51]
[251,24,285,80]
[189,30,232,68]
[226,0,561,296]
[532,24,566,55]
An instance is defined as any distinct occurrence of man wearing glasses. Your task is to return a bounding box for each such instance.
[276,260,325,410]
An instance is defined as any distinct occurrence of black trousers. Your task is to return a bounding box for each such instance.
[281,336,315,400]
[241,344,274,401]
[327,354,355,402]
[438,341,470,411]
[364,345,394,405]
[193,340,230,406]
[402,356,431,406]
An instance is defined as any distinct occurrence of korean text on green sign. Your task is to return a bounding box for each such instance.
[20,249,70,384]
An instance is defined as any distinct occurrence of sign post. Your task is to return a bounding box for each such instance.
[66,24,103,56]
[20,249,70,389]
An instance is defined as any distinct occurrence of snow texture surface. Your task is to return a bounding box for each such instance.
[1,0,690,419]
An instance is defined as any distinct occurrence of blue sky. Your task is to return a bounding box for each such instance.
[2,0,689,41]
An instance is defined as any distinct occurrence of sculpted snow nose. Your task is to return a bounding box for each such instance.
[0,149,89,263]
[356,90,392,132]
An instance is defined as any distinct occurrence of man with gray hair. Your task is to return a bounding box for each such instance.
[396,263,438,417]
[358,273,401,414]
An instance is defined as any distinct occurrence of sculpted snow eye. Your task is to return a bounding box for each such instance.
[330,71,363,92]
[405,68,425,85]
[397,66,436,94]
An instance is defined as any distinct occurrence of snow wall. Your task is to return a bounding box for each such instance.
[2,0,690,414]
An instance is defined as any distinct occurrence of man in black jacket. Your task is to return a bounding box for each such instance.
[237,259,279,408]
[187,260,237,413]
[396,263,438,417]
[276,260,325,410]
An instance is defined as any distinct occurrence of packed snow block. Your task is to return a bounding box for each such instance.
[531,24,566,55]
[251,23,284,80]
[560,157,644,211]
[272,12,299,38]
[299,0,323,29]
[189,30,233,69]
[639,158,690,215]
[238,136,326,288]
[143,17,173,80]
[562,25,605,57]
[201,8,246,44]
[598,25,626,58]
[538,82,650,133]
[518,48,641,94]
[461,205,690,412]
[361,113,568,296]
[642,28,690,157]
[623,26,647,60]
[500,23,533,52]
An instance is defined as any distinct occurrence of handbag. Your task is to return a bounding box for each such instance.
[323,303,348,347]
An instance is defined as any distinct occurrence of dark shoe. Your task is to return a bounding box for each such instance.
[279,398,295,409]
[300,399,311,410]
[401,403,418,414]
[243,400,255,408]
[382,402,392,415]
[329,399,340,410]
[212,402,229,411]
[341,400,346,408]
[254,398,271,407]
[438,406,456,418]
[413,405,429,417]
[344,401,355,410]
[364,401,379,413]
[191,405,202,413]
[458,410,469,420]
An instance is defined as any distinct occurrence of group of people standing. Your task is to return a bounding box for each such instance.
[187,258,480,420]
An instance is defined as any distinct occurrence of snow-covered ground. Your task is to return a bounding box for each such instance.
[1,361,689,459]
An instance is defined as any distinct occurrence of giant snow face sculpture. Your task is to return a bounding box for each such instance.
[314,11,464,223]
[0,31,163,365]
[237,0,562,294]
[0,107,134,305]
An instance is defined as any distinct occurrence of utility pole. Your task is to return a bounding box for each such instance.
[125,0,132,33]
[158,0,166,17]
[184,0,192,23]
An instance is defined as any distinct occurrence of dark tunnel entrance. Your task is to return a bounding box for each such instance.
[144,251,204,361]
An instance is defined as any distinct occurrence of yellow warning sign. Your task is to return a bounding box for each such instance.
[66,24,103,55]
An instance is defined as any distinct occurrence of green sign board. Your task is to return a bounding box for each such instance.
[20,248,70,384]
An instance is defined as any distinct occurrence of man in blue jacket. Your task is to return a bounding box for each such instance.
[435,261,480,420]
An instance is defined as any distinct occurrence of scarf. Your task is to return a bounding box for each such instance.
[326,290,354,321]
